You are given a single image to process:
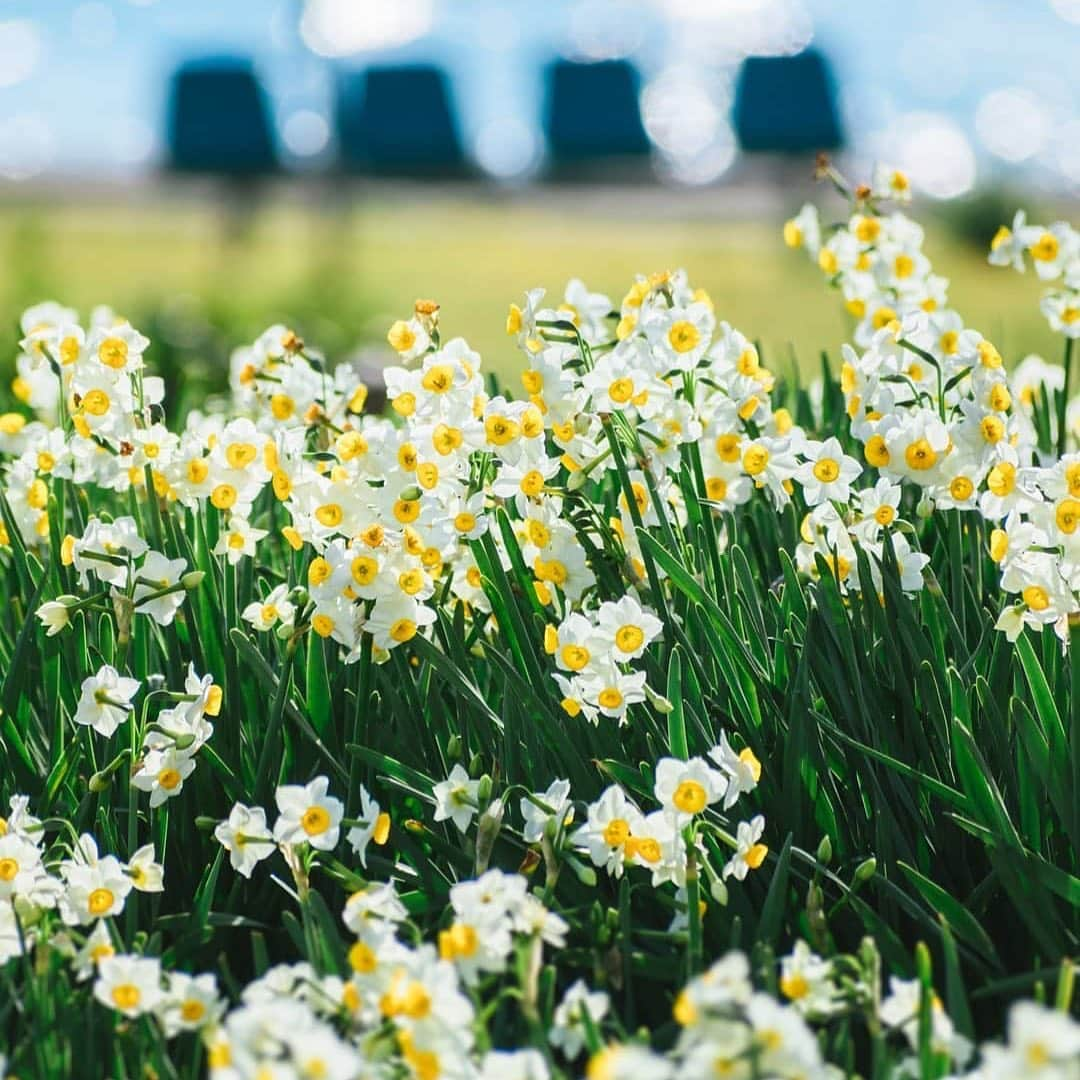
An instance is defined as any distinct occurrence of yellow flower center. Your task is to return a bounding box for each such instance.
[705,476,728,501]
[597,687,623,710]
[745,843,769,869]
[82,389,111,416]
[812,457,840,483]
[1056,499,1080,534]
[225,442,257,469]
[904,438,937,471]
[387,321,417,353]
[980,416,1005,444]
[561,644,590,671]
[180,999,206,1023]
[210,484,237,510]
[950,476,974,502]
[315,504,343,527]
[987,461,1016,497]
[673,779,707,814]
[668,320,701,354]
[439,921,479,961]
[608,377,634,404]
[742,445,769,476]
[864,434,890,467]
[88,887,115,915]
[157,768,182,791]
[1031,232,1059,261]
[98,337,129,369]
[110,983,141,1010]
[1023,585,1050,612]
[602,818,630,847]
[349,940,378,973]
[421,365,453,393]
[301,806,331,836]
[615,625,644,653]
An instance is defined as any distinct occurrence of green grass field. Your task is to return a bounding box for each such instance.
[0,186,1060,386]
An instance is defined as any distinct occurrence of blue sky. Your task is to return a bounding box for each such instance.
[1,0,1079,195]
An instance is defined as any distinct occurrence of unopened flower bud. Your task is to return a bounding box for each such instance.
[854,857,877,884]
[88,770,113,793]
[817,835,833,866]
[182,570,205,590]
[643,683,673,714]
[476,774,493,807]
[916,941,932,984]
[566,469,590,493]
[572,860,597,887]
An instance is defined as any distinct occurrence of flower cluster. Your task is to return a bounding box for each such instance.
[0,795,163,961]
[69,661,220,808]
[990,213,1080,339]
[787,171,1080,636]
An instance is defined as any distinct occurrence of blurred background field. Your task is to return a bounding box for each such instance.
[0,0,1078,408]
[0,183,1064,409]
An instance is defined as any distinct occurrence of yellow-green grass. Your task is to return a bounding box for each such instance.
[0,189,1061,386]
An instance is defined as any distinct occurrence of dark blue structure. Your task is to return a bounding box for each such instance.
[167,57,277,175]
[336,65,467,176]
[733,49,843,153]
[543,59,651,164]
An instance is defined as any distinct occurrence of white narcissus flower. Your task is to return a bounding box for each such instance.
[242,583,296,632]
[71,516,147,588]
[71,921,116,982]
[215,803,275,878]
[273,776,344,852]
[796,437,862,505]
[478,1049,551,1080]
[36,598,72,636]
[132,550,188,626]
[0,833,43,899]
[708,732,761,809]
[386,316,431,362]
[59,854,133,925]
[126,844,164,893]
[723,815,768,881]
[595,595,663,662]
[87,321,150,373]
[213,515,268,564]
[432,764,481,834]
[778,941,841,1018]
[94,954,163,1018]
[520,778,572,844]
[345,786,390,868]
[157,971,222,1037]
[1001,1001,1080,1073]
[550,979,610,1059]
[131,746,196,808]
[653,756,727,822]
[995,604,1026,642]
[74,665,140,738]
